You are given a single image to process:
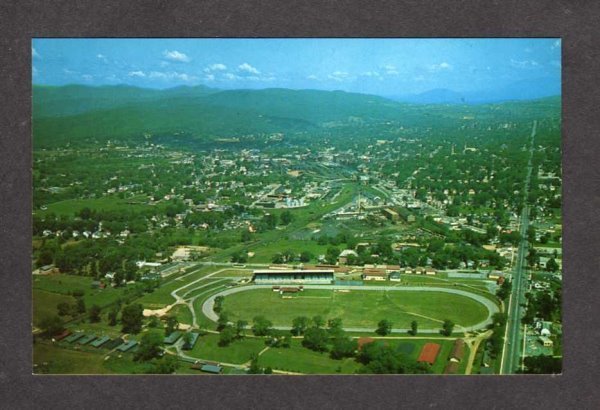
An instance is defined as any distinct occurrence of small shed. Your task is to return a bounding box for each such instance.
[64,332,85,343]
[164,331,182,345]
[449,339,466,362]
[90,335,111,348]
[182,332,200,350]
[77,334,97,345]
[116,340,138,352]
[201,364,223,374]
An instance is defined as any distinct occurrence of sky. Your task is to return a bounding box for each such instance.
[32,38,561,96]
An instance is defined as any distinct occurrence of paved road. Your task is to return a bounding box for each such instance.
[202,284,500,334]
[501,120,536,374]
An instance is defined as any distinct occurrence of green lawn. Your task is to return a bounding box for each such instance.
[33,274,136,309]
[211,269,253,278]
[33,289,75,326]
[170,304,194,326]
[259,339,361,374]
[36,195,161,217]
[188,333,266,364]
[134,266,214,307]
[219,288,490,329]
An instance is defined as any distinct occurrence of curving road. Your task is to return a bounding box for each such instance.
[202,284,500,334]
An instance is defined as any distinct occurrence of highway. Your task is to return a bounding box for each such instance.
[501,120,536,374]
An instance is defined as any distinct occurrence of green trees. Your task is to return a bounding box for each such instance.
[496,279,511,300]
[325,247,341,265]
[546,257,559,272]
[165,316,179,336]
[88,304,101,323]
[135,332,164,361]
[357,341,431,374]
[219,326,236,347]
[121,303,144,334]
[252,316,273,336]
[409,320,418,336]
[235,320,248,338]
[441,319,455,336]
[280,210,293,225]
[291,316,310,336]
[40,315,64,337]
[216,311,229,331]
[108,306,119,326]
[299,251,313,263]
[376,319,393,336]
[302,327,329,352]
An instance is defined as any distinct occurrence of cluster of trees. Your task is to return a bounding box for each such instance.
[522,285,562,324]
[357,341,431,374]
[518,355,561,374]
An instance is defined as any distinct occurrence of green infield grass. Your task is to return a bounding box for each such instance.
[218,288,490,330]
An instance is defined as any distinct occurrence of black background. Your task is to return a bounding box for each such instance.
[1,1,599,408]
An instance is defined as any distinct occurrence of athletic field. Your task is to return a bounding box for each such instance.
[219,288,491,330]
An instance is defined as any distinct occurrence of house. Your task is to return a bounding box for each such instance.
[338,249,358,265]
[488,271,504,280]
[539,336,553,347]
[425,267,437,276]
[382,208,399,221]
[389,271,402,282]
[362,268,388,281]
[33,264,58,275]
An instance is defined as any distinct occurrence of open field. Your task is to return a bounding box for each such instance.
[134,266,213,307]
[188,333,266,364]
[218,288,490,329]
[33,274,136,309]
[35,195,164,217]
[259,339,362,374]
[33,289,75,326]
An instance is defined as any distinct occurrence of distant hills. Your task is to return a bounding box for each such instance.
[389,78,561,105]
[32,84,561,148]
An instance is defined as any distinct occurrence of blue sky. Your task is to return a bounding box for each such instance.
[32,38,561,96]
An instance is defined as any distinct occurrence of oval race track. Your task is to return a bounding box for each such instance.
[202,284,500,334]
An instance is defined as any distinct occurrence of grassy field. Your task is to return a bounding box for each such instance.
[134,265,214,307]
[219,288,490,329]
[33,274,135,309]
[188,333,266,364]
[211,269,253,278]
[170,304,194,325]
[35,195,163,217]
[32,289,75,326]
[259,339,361,374]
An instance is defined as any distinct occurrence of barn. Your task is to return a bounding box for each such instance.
[252,269,334,284]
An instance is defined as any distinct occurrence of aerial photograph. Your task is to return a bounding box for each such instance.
[32,38,562,375]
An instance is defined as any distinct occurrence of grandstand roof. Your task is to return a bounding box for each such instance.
[253,269,334,275]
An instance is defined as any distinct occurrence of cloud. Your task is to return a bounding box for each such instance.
[223,73,239,81]
[361,71,382,79]
[428,62,452,72]
[550,60,561,69]
[328,71,353,82]
[413,75,425,82]
[510,59,540,69]
[32,47,41,59]
[551,39,561,50]
[128,70,146,78]
[148,71,196,81]
[162,50,190,62]
[306,74,319,80]
[32,66,39,76]
[96,54,108,62]
[383,64,399,75]
[204,63,227,72]
[63,68,78,75]
[204,74,215,81]
[238,63,260,75]
[81,74,94,81]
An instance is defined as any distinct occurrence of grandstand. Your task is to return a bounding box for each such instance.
[252,269,334,284]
